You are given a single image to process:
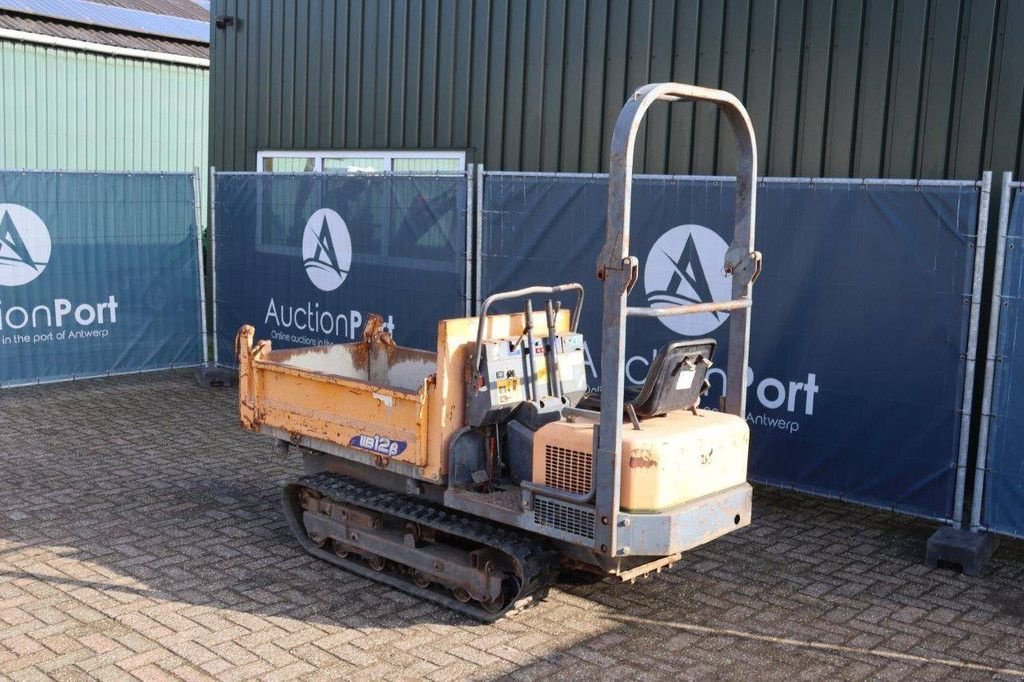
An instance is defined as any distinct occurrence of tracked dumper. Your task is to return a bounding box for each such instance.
[237,83,763,620]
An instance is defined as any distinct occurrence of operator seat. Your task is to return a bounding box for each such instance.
[581,339,716,418]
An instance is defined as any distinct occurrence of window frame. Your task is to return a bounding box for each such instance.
[250,150,468,270]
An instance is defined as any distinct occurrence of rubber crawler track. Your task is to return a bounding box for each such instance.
[282,472,560,622]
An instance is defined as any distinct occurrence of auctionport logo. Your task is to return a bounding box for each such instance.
[302,208,352,292]
[643,224,731,336]
[0,204,51,287]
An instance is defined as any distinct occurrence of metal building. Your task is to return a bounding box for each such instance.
[209,0,1022,180]
[0,0,209,180]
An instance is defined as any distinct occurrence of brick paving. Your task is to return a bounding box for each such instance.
[1,370,1023,680]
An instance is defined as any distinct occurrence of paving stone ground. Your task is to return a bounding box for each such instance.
[1,370,1023,681]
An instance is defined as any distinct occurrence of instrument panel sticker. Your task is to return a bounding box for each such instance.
[349,434,407,457]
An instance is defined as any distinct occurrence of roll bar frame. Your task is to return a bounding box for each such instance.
[594,83,761,557]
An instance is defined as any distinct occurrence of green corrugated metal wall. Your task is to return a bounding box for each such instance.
[209,0,1023,180]
[0,39,209,209]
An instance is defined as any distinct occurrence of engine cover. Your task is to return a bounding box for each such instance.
[532,410,749,512]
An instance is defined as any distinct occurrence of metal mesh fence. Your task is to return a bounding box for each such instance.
[977,178,1024,537]
[212,172,469,364]
[479,171,984,521]
[0,170,204,386]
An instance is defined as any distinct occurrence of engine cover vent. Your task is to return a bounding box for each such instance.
[534,497,595,540]
[544,444,592,494]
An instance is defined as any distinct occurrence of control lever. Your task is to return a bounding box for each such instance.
[523,300,540,402]
[545,299,562,400]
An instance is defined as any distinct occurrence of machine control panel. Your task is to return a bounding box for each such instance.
[466,332,588,427]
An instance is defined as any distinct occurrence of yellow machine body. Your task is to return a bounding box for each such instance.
[234,82,761,619]
[238,310,749,514]
[235,297,753,609]
[532,410,750,512]
[237,311,571,483]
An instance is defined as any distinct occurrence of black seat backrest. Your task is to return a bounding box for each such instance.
[627,339,716,418]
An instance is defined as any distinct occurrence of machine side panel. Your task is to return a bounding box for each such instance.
[430,310,573,478]
[250,362,429,468]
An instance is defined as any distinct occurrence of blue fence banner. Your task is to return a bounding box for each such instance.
[981,183,1024,538]
[480,173,982,520]
[0,171,203,387]
[213,172,468,364]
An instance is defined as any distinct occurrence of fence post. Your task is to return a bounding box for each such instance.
[971,172,1015,531]
[925,170,999,576]
[953,171,992,525]
[193,167,210,365]
[475,164,485,314]
[465,165,475,317]
[194,165,235,388]
[210,165,218,365]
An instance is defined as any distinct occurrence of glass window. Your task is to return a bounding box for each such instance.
[323,157,388,173]
[392,157,463,172]
[261,156,316,173]
[258,151,466,173]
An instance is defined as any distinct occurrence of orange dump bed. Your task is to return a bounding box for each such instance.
[236,319,438,476]
[236,310,573,483]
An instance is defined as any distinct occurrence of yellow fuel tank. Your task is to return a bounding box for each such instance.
[532,410,749,512]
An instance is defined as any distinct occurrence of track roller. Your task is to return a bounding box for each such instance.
[282,472,559,621]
